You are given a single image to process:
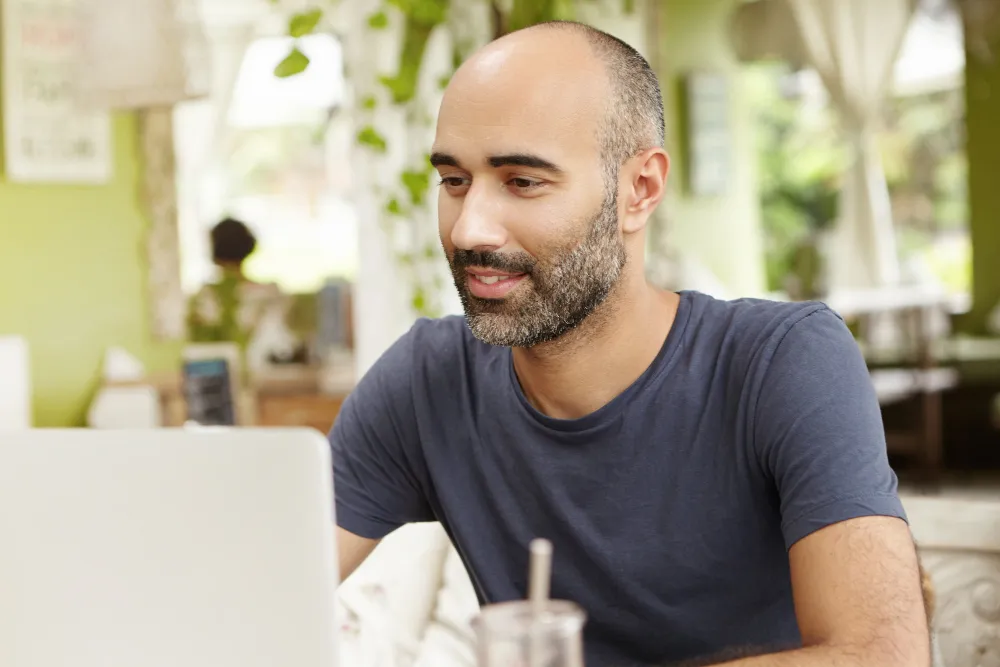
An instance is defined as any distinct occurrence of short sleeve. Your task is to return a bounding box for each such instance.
[753,307,907,550]
[329,325,435,540]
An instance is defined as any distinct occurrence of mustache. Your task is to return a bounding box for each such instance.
[451,249,536,275]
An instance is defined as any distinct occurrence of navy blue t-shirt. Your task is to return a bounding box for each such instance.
[330,291,906,666]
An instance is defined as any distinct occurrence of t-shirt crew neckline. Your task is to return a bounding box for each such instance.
[504,290,694,434]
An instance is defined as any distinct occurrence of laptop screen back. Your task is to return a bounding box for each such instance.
[0,428,340,667]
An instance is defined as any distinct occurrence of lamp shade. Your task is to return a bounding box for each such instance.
[75,0,211,109]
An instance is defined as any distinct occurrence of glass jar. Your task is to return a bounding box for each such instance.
[472,600,586,667]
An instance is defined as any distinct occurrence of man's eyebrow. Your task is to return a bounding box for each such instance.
[429,152,461,168]
[488,153,564,174]
[429,151,565,175]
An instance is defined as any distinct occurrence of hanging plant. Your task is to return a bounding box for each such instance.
[379,0,449,103]
[273,0,636,77]
[503,0,577,35]
[271,2,326,77]
[271,0,636,318]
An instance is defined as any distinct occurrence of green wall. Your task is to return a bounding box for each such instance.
[0,114,182,426]
[964,39,1000,334]
[654,0,767,296]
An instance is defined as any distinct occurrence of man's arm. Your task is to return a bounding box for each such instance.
[329,323,438,580]
[722,307,931,667]
[337,527,380,582]
[704,516,929,667]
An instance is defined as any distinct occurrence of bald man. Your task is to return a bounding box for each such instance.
[330,21,929,667]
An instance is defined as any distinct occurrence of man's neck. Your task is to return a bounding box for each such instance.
[510,279,680,420]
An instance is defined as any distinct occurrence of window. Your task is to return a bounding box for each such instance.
[175,32,357,295]
[748,1,969,299]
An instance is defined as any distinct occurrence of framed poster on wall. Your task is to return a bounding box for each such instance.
[1,0,112,183]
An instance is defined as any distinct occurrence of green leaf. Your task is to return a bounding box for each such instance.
[367,10,389,29]
[289,9,323,38]
[423,245,436,258]
[507,0,572,33]
[361,95,377,110]
[274,48,310,78]
[401,169,431,206]
[378,73,415,105]
[386,198,404,215]
[377,4,445,104]
[437,74,451,90]
[411,288,427,313]
[387,0,448,26]
[356,125,388,152]
[623,0,635,13]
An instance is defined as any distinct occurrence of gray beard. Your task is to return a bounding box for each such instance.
[452,189,627,348]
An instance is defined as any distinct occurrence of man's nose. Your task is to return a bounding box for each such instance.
[450,182,507,252]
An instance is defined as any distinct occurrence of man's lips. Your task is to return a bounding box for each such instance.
[465,268,527,299]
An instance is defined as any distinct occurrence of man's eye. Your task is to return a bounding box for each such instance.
[509,177,542,190]
[439,177,469,188]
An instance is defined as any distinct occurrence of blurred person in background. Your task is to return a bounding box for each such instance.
[188,217,298,367]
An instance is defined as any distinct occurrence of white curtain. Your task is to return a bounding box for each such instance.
[786,0,916,291]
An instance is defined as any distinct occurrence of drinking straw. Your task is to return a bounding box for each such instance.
[528,538,552,667]
[529,538,552,610]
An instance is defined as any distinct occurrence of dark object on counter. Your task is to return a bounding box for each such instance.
[182,358,236,426]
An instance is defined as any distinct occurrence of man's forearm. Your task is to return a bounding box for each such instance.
[680,641,927,667]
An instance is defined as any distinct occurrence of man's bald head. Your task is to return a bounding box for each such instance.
[448,20,665,184]
[434,21,668,348]
[525,21,665,179]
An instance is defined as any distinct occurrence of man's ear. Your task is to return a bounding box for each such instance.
[621,148,670,235]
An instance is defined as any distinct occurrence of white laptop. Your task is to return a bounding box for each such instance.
[0,428,340,667]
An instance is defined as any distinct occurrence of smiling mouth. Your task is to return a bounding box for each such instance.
[471,274,522,285]
[465,270,528,299]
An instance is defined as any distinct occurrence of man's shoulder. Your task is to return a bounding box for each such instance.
[690,290,838,335]
[684,291,847,371]
[405,314,479,357]
[378,314,507,408]
[394,314,499,376]
[408,313,471,340]
[350,315,481,414]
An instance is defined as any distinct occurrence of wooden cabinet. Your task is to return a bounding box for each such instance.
[251,365,348,433]
[255,392,344,434]
[120,365,351,431]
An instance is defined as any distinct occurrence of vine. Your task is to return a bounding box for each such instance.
[272,0,635,317]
